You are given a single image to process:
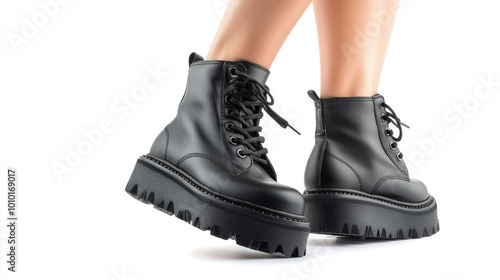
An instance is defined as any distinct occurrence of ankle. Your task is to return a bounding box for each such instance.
[319,85,378,98]
[319,69,381,98]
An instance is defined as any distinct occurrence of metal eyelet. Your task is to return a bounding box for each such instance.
[381,112,387,122]
[379,100,384,109]
[228,66,238,75]
[385,127,392,137]
[389,141,398,150]
[228,136,238,145]
[397,152,404,161]
[225,122,234,131]
[224,94,233,104]
[225,108,235,117]
[236,148,246,158]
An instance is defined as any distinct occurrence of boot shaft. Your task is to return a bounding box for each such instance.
[305,91,410,193]
[150,53,277,178]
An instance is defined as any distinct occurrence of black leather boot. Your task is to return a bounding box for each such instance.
[125,53,309,257]
[304,90,439,239]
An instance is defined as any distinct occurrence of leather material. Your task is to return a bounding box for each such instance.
[150,128,167,159]
[304,137,326,190]
[304,92,429,203]
[149,53,304,215]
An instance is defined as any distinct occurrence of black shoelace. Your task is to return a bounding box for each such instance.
[380,100,409,158]
[224,67,299,165]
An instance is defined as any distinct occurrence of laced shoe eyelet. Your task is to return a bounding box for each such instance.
[224,94,233,104]
[228,136,238,145]
[228,66,238,75]
[389,141,398,150]
[385,127,392,136]
[225,108,235,117]
[225,122,234,131]
[397,152,404,161]
[379,100,384,109]
[236,148,246,158]
[381,112,387,122]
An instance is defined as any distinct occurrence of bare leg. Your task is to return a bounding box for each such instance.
[313,0,400,97]
[206,0,311,69]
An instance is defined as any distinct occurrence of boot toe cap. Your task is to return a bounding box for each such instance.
[177,157,306,216]
[236,177,306,216]
[374,177,430,203]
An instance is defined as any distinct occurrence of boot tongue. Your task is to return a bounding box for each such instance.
[230,60,271,131]
[235,61,270,85]
[229,61,274,174]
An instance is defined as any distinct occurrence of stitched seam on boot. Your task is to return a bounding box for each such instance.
[190,61,225,68]
[316,137,326,189]
[325,151,363,191]
[220,63,251,173]
[147,155,307,222]
[220,62,231,164]
[317,100,327,189]
[305,190,433,209]
[176,153,242,173]
[242,62,269,73]
[164,126,169,159]
[371,98,408,177]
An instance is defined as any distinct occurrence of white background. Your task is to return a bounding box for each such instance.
[1,0,500,279]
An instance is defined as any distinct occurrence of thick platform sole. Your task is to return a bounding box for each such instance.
[125,155,310,257]
[303,190,439,239]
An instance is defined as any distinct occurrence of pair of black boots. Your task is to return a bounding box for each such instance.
[125,53,439,257]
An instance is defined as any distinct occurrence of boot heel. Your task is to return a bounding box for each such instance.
[304,191,439,239]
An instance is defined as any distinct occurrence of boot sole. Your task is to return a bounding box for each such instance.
[125,155,310,257]
[303,190,439,239]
